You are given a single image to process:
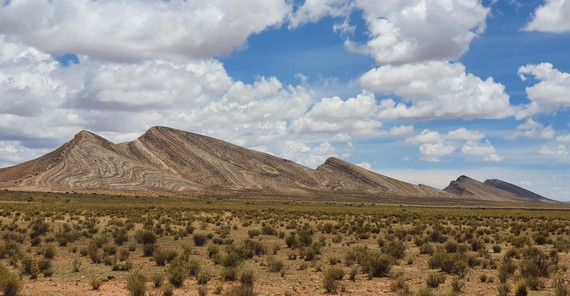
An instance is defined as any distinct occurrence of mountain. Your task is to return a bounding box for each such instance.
[0,126,553,203]
[483,179,556,203]
[443,175,556,203]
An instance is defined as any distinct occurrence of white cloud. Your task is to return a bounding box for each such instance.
[289,91,383,136]
[406,127,500,162]
[461,140,503,162]
[539,144,569,157]
[419,142,456,162]
[0,0,289,62]
[290,0,352,29]
[361,61,514,119]
[524,0,570,33]
[517,63,570,117]
[506,118,556,140]
[557,134,570,142]
[346,0,489,64]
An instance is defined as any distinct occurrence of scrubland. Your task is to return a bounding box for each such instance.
[1,191,570,296]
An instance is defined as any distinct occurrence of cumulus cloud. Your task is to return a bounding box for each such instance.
[289,91,383,136]
[360,61,514,119]
[346,0,489,64]
[461,140,503,162]
[0,0,289,62]
[539,144,569,157]
[419,142,456,162]
[506,119,556,140]
[290,0,352,29]
[406,127,501,162]
[517,63,570,117]
[524,0,570,33]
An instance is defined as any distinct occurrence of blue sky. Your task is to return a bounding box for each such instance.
[1,0,569,200]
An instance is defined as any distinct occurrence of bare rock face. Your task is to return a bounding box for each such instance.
[316,157,454,198]
[0,126,554,202]
[443,175,556,203]
[483,179,556,203]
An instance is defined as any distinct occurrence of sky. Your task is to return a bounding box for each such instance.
[0,0,569,200]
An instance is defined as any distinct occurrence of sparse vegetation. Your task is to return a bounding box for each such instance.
[0,191,569,294]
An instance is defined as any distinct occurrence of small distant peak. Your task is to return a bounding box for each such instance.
[456,175,473,182]
[74,130,97,139]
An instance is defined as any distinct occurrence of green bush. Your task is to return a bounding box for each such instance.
[267,257,284,273]
[425,272,445,288]
[520,247,550,278]
[197,269,212,285]
[126,271,147,296]
[0,265,22,296]
[515,281,528,296]
[193,234,208,246]
[382,240,406,259]
[323,267,344,293]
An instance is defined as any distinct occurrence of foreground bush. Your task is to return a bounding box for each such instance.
[0,265,22,296]
[126,271,147,296]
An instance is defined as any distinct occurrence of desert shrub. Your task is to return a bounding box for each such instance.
[451,277,464,293]
[493,245,502,253]
[497,283,510,296]
[362,253,392,278]
[197,269,212,285]
[41,244,56,259]
[425,272,445,288]
[526,276,545,290]
[520,246,550,278]
[198,286,208,296]
[428,252,468,277]
[162,283,174,296]
[267,257,284,272]
[134,229,156,245]
[126,271,147,296]
[349,266,358,281]
[382,240,406,259]
[514,281,528,296]
[142,243,156,257]
[0,265,22,296]
[415,286,433,296]
[512,236,531,248]
[193,234,208,246]
[72,258,82,272]
[187,258,201,276]
[239,270,255,288]
[166,258,188,287]
[419,243,434,255]
[471,238,485,251]
[90,277,103,290]
[445,241,458,253]
[152,272,165,288]
[247,229,261,238]
[221,267,238,281]
[224,285,254,296]
[323,267,344,293]
[285,232,299,248]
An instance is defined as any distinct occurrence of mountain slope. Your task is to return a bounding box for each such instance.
[0,126,553,202]
[443,175,555,203]
[316,157,453,198]
[483,179,556,203]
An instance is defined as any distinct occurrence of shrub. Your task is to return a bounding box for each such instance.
[193,234,208,246]
[428,252,468,277]
[197,269,212,285]
[90,277,103,290]
[72,258,82,272]
[166,258,187,287]
[363,253,392,278]
[126,271,147,296]
[382,240,406,259]
[221,267,238,281]
[425,272,445,288]
[239,270,255,288]
[0,265,22,296]
[198,286,208,296]
[267,257,284,273]
[323,268,344,293]
[497,283,510,296]
[493,245,502,253]
[162,283,174,296]
[520,246,550,278]
[515,281,528,296]
[135,229,156,245]
[451,277,464,293]
[415,286,433,296]
[152,272,165,288]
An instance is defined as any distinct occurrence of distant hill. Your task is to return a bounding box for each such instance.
[0,126,555,203]
[444,175,557,203]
